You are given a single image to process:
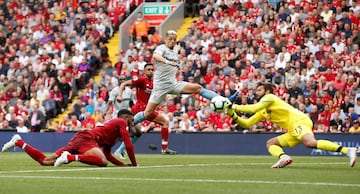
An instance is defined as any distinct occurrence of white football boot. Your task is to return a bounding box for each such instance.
[2,134,21,152]
[271,155,293,168]
[347,147,358,167]
[54,151,70,167]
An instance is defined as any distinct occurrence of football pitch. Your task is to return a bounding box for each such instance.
[0,153,359,194]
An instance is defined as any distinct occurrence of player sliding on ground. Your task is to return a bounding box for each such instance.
[1,109,137,167]
[224,82,357,168]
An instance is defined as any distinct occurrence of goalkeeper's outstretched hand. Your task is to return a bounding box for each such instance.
[224,98,234,116]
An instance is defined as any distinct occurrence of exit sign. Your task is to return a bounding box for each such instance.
[142,4,177,26]
[143,5,176,15]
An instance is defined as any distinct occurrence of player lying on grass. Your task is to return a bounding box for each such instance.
[224,82,357,168]
[1,109,138,167]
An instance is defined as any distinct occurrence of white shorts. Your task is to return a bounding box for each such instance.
[149,81,187,104]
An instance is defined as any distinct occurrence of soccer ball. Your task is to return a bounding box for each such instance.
[210,96,227,113]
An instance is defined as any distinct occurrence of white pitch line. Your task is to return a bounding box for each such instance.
[0,175,359,188]
[0,162,348,174]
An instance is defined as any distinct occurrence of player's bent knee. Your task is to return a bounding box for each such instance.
[144,111,158,121]
[98,158,108,167]
[266,138,278,148]
[161,120,169,128]
[100,161,108,167]
[155,115,169,128]
[194,84,202,93]
[302,135,318,148]
[303,140,317,148]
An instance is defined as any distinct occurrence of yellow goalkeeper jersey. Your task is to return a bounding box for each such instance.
[236,94,311,131]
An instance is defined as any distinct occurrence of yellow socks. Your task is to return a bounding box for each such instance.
[317,140,347,154]
[268,145,285,158]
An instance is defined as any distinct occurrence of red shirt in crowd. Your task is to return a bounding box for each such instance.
[167,104,177,113]
[82,117,96,128]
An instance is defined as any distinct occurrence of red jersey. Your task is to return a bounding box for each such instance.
[89,118,126,147]
[309,94,318,104]
[321,95,332,105]
[187,109,197,120]
[275,88,288,99]
[287,45,297,54]
[82,118,96,128]
[204,74,215,85]
[331,0,341,8]
[167,104,177,112]
[132,76,153,104]
[89,118,136,166]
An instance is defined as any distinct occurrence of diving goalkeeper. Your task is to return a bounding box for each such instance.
[225,82,357,168]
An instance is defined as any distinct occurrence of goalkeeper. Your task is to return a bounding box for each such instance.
[224,82,357,168]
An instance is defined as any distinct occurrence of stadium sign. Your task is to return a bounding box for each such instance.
[143,5,177,26]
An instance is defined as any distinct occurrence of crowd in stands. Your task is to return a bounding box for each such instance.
[173,0,360,134]
[0,0,134,132]
[1,0,360,135]
[120,0,360,134]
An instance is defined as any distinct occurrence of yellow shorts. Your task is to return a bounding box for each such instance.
[278,119,314,147]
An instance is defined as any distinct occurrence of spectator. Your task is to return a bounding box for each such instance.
[82,112,96,130]
[179,113,194,132]
[287,81,303,99]
[316,113,330,133]
[309,105,320,125]
[50,85,63,114]
[285,67,298,88]
[340,95,354,114]
[57,76,73,111]
[271,70,285,88]
[69,114,82,131]
[93,108,105,125]
[43,93,57,120]
[95,98,107,115]
[166,112,177,131]
[29,104,46,132]
[274,53,288,70]
[348,107,359,123]
[129,12,149,42]
[349,120,360,134]
[78,107,87,122]
[85,99,95,115]
[329,112,343,133]
[354,96,360,115]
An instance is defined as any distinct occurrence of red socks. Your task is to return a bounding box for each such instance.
[16,140,46,165]
[15,140,105,167]
[68,154,106,167]
[161,127,169,151]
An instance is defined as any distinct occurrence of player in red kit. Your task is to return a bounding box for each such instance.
[2,110,138,167]
[114,63,177,157]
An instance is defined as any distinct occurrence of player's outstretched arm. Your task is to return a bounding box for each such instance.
[233,100,272,114]
[120,128,137,166]
[103,146,128,166]
[153,53,177,66]
[229,111,264,128]
[117,80,133,102]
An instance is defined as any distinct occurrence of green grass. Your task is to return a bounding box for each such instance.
[0,153,359,194]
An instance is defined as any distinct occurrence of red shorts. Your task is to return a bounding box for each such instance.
[55,131,99,155]
[131,102,147,114]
